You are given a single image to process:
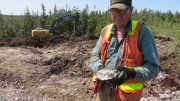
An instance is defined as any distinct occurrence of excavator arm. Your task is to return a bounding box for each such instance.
[49,12,79,34]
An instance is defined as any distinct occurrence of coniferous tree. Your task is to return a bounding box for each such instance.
[39,3,47,28]
[52,4,58,20]
[21,7,34,37]
[79,5,89,34]
[87,11,97,36]
[94,10,102,36]
[31,10,39,29]
[0,10,4,38]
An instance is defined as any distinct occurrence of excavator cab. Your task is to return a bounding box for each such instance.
[45,25,50,30]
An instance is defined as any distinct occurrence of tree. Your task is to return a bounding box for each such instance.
[31,10,39,29]
[46,10,52,25]
[0,10,4,38]
[87,11,97,36]
[94,10,102,36]
[21,7,34,37]
[51,4,59,22]
[39,3,47,28]
[79,4,89,34]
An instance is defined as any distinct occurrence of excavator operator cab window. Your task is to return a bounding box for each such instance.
[45,25,50,30]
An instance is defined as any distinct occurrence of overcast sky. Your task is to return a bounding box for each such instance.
[0,0,179,15]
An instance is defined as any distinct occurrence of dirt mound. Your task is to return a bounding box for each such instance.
[0,35,92,48]
[0,35,179,101]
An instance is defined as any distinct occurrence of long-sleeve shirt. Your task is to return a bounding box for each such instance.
[89,20,161,81]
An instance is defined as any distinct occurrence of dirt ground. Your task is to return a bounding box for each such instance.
[0,35,180,101]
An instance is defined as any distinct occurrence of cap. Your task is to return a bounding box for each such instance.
[110,0,132,11]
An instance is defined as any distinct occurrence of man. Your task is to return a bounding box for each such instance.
[89,0,161,101]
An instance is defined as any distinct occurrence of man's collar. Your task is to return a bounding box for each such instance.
[110,19,132,36]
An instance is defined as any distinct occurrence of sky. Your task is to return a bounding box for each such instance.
[0,0,179,15]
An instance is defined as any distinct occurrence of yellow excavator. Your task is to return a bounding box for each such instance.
[32,12,80,37]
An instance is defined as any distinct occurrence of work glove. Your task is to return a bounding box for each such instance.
[109,66,136,86]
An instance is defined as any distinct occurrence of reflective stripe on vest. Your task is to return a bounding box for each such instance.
[105,24,114,39]
[119,83,143,91]
[128,20,138,35]
[100,20,144,93]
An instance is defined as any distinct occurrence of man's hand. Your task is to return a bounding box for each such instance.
[109,66,136,86]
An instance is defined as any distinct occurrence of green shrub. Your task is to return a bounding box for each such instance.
[0,32,4,38]
[175,33,180,45]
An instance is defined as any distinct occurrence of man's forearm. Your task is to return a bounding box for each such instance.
[134,63,161,81]
[89,54,103,72]
[89,31,104,72]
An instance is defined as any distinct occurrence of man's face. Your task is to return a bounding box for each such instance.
[110,8,132,28]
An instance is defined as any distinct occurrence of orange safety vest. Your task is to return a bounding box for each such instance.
[100,20,144,100]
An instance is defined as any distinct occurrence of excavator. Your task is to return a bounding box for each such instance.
[32,12,80,37]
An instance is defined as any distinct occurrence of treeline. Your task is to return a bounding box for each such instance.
[0,4,111,38]
[0,4,180,41]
